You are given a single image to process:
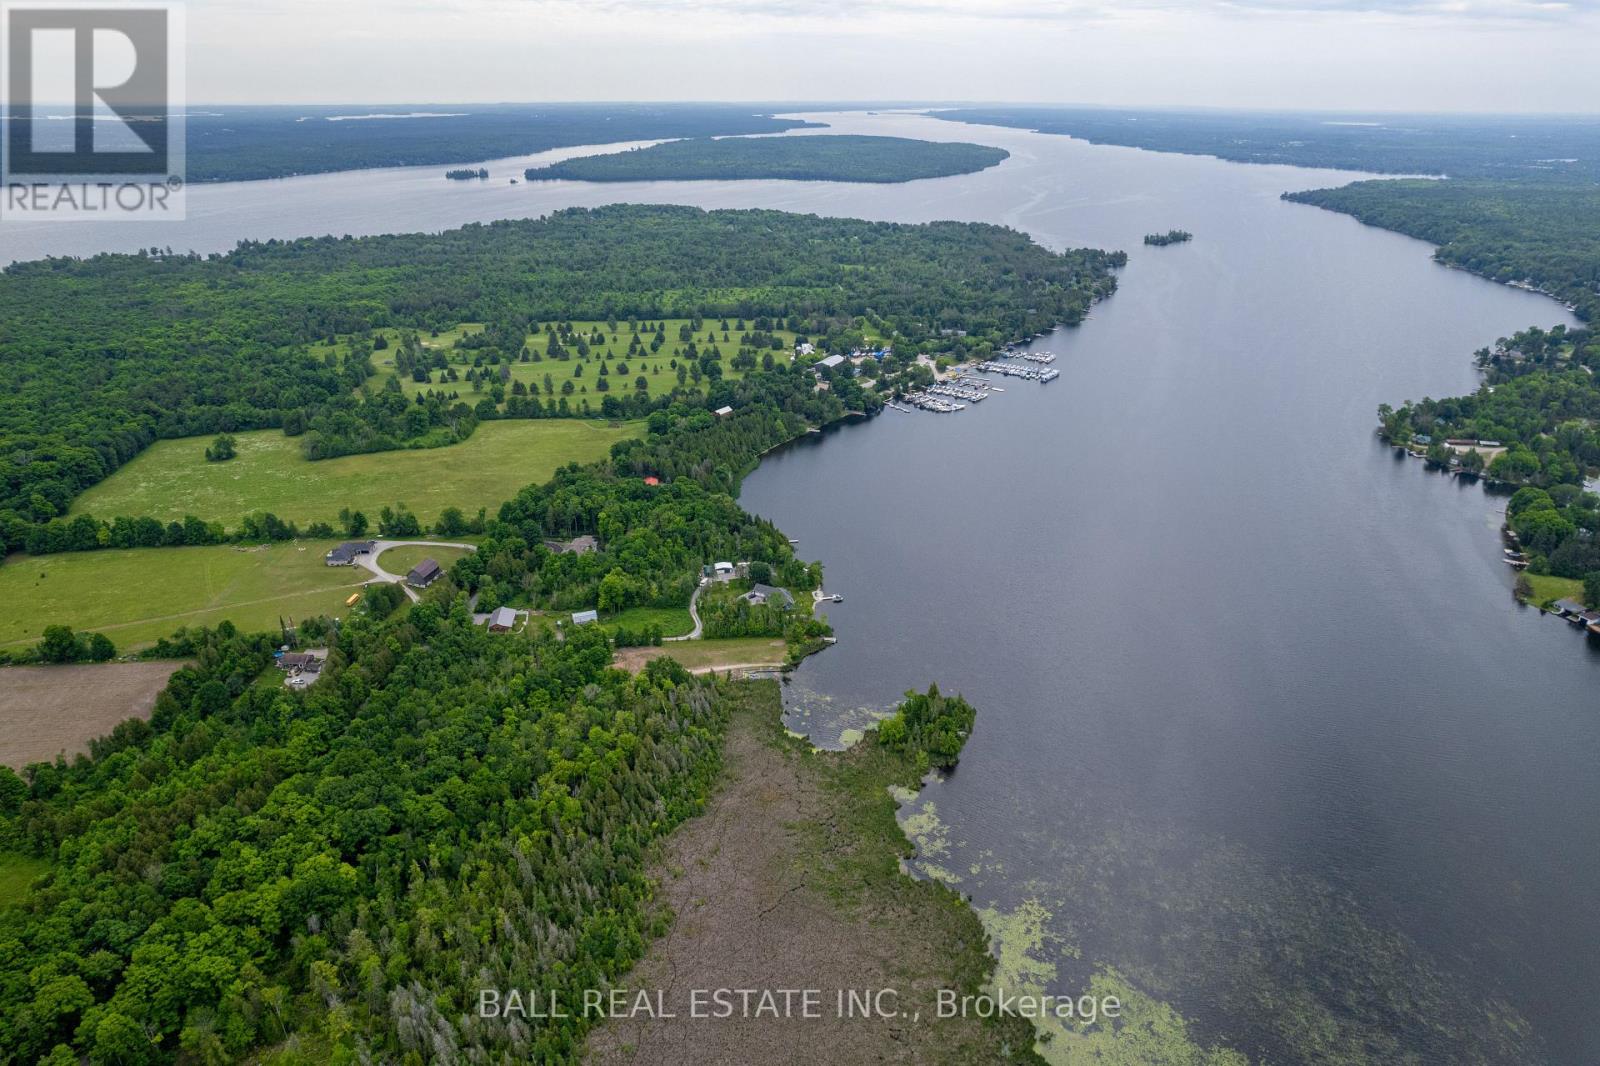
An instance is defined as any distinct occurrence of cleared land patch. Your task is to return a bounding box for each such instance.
[72,419,641,528]
[614,637,788,674]
[0,661,185,768]
[0,541,363,650]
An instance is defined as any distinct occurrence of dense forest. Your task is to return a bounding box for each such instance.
[64,104,820,183]
[0,399,990,1066]
[935,107,1600,183]
[1285,181,1600,321]
[0,205,1122,543]
[525,135,1009,184]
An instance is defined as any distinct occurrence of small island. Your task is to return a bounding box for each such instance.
[523,134,1010,184]
[1144,229,1193,246]
[444,167,489,180]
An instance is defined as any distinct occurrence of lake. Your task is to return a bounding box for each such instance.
[6,111,1595,1063]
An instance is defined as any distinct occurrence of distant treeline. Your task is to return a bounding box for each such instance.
[934,107,1600,183]
[526,135,1010,184]
[92,103,822,182]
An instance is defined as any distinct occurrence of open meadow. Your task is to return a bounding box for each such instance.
[72,419,641,528]
[0,540,366,651]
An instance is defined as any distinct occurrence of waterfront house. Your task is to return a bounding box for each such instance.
[1578,610,1600,629]
[572,609,599,626]
[742,583,795,609]
[1554,598,1587,618]
[407,558,443,588]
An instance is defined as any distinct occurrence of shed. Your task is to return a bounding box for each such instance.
[487,606,519,632]
[572,609,599,626]
[817,354,846,370]
[406,558,443,588]
[714,405,734,417]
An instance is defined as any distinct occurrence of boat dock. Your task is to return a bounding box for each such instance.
[894,346,1064,415]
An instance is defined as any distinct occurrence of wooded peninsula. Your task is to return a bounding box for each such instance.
[524,135,1010,184]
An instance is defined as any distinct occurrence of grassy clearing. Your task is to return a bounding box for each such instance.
[72,419,641,528]
[0,853,50,907]
[0,541,364,651]
[604,605,694,637]
[656,637,787,670]
[374,544,474,578]
[1521,573,1584,608]
[365,318,799,405]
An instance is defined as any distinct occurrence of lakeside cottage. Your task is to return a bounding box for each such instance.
[742,583,795,609]
[325,540,375,566]
[406,558,443,588]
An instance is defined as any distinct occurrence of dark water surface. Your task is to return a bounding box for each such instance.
[6,112,1594,1062]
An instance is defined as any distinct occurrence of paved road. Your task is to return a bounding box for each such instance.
[355,539,477,601]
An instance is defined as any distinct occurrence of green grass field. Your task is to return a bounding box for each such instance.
[375,544,474,578]
[364,319,799,405]
[1522,573,1585,608]
[656,637,787,670]
[0,853,50,907]
[72,419,642,528]
[604,605,695,637]
[0,541,367,651]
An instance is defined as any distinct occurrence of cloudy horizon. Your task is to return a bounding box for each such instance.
[183,0,1600,113]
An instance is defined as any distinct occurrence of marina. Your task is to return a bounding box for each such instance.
[896,351,1065,414]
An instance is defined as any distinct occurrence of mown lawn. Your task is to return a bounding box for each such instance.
[1522,572,1585,608]
[0,541,365,651]
[0,853,50,907]
[72,419,641,528]
[658,637,787,670]
[604,605,694,637]
[374,544,474,578]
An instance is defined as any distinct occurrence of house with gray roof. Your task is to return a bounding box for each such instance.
[742,583,795,609]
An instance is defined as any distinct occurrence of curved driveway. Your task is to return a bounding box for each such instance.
[355,539,477,601]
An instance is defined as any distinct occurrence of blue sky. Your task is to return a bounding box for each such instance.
[185,0,1600,111]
